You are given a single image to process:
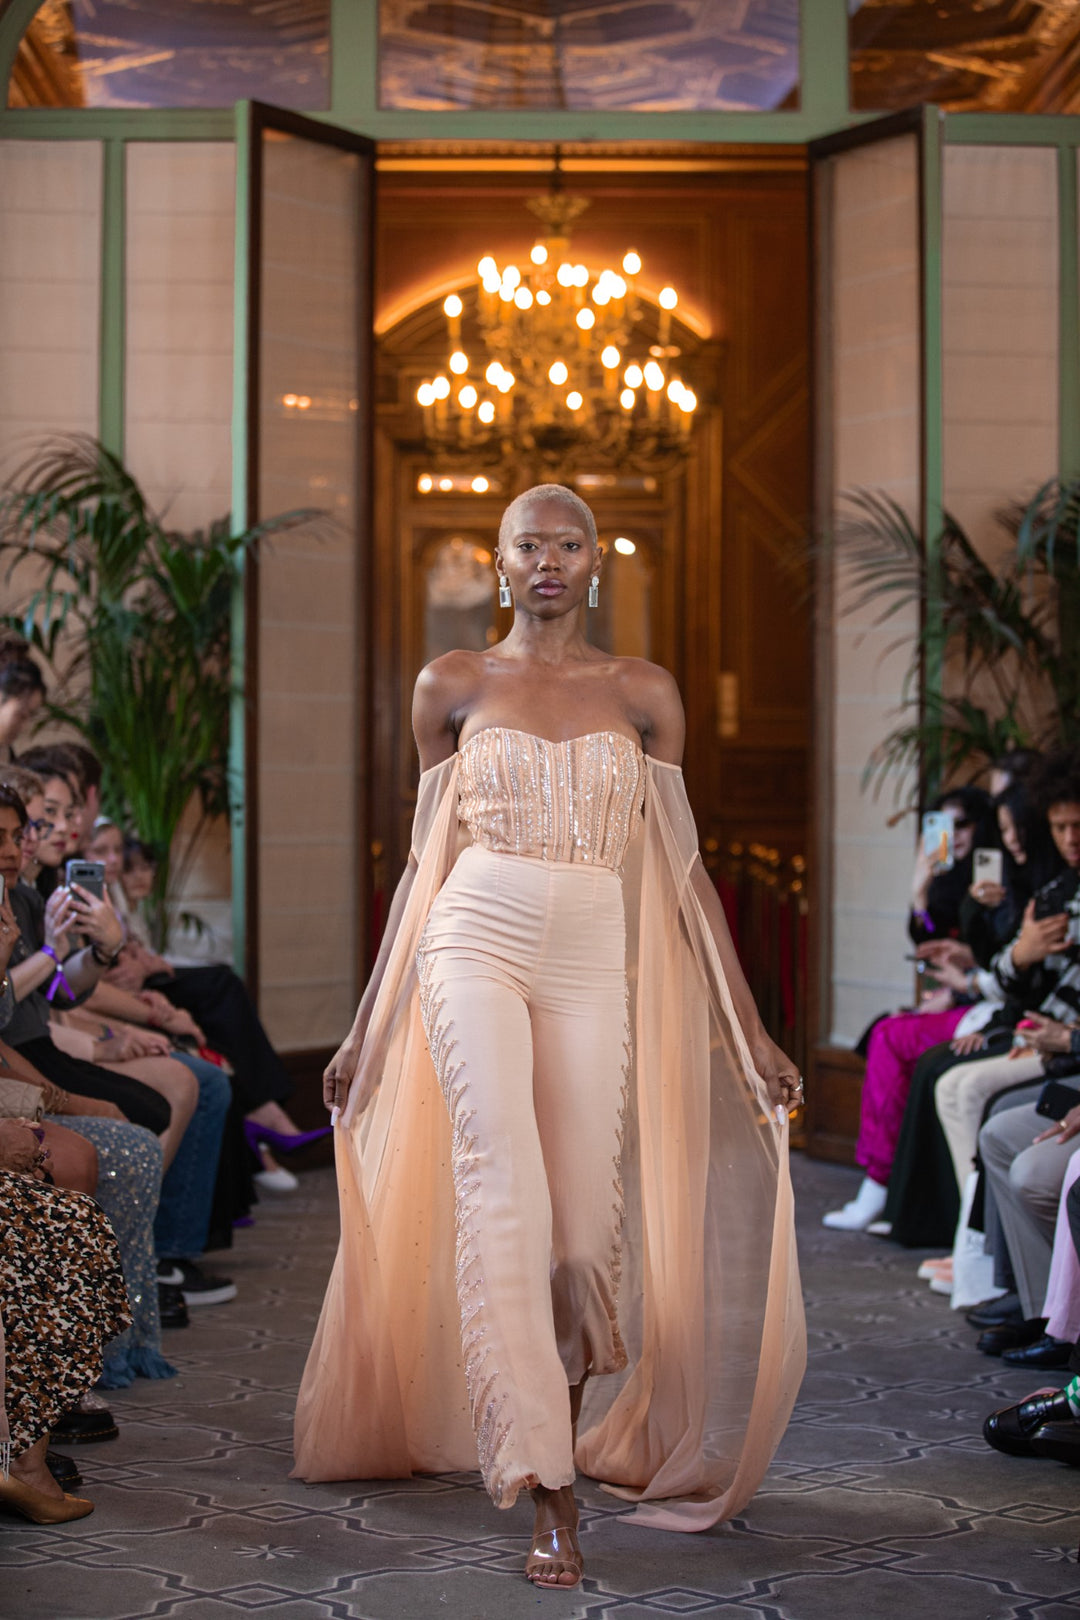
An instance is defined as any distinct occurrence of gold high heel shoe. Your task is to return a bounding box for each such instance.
[0,1473,94,1524]
[525,1524,584,1589]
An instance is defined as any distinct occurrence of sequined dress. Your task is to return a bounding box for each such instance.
[294,730,805,1533]
[410,728,645,1505]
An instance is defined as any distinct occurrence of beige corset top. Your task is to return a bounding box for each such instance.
[456,727,645,870]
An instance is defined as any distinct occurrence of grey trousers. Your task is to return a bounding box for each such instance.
[979,1101,1080,1322]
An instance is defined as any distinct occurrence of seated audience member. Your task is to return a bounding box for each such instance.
[0,1159,130,1524]
[23,792,235,1304]
[930,750,1080,1191]
[7,764,223,1180]
[16,745,88,896]
[1041,1150,1080,1353]
[975,1080,1080,1363]
[84,812,327,1172]
[0,772,171,1134]
[0,771,234,1341]
[879,770,1064,1247]
[987,748,1040,798]
[86,824,302,1199]
[62,741,103,852]
[0,632,46,764]
[908,785,997,946]
[825,787,1015,1231]
[956,777,1058,971]
[983,1172,1080,1467]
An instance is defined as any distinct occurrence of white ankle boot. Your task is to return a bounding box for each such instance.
[822,1176,888,1231]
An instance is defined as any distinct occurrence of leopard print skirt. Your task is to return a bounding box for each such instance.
[1,1171,130,1456]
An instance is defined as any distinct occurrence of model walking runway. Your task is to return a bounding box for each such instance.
[294,484,806,1587]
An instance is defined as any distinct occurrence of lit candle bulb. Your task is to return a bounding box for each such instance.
[443,292,463,349]
[658,286,678,349]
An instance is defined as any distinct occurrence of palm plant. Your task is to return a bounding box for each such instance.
[831,484,1077,800]
[0,435,327,947]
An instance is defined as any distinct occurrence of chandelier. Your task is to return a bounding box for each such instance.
[416,182,698,472]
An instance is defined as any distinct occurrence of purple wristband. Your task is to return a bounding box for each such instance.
[40,943,75,1004]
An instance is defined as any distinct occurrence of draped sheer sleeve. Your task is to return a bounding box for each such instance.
[574,758,805,1528]
[294,753,805,1529]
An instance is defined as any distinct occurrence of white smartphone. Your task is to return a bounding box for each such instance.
[973,848,1003,887]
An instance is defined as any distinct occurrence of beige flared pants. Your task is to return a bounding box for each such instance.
[416,843,629,1508]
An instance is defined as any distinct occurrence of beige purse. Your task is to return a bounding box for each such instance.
[0,1073,45,1121]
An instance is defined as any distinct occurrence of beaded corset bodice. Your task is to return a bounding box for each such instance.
[456,728,645,870]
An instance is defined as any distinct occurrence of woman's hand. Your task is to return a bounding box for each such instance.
[0,895,19,977]
[929,955,971,995]
[105,944,149,992]
[1012,900,1069,969]
[137,990,203,1043]
[1033,1102,1080,1146]
[916,939,975,973]
[970,879,1006,909]
[0,1117,49,1178]
[950,1030,987,1057]
[1012,1011,1073,1055]
[749,1032,803,1115]
[94,1026,173,1063]
[323,1032,367,1115]
[43,887,78,958]
[70,886,124,957]
[911,844,934,911]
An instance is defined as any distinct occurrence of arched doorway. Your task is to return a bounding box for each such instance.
[370,287,697,881]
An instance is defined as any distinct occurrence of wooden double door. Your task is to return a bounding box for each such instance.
[237,113,812,1040]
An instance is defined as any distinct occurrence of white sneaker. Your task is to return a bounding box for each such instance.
[822,1177,888,1230]
[255,1166,299,1194]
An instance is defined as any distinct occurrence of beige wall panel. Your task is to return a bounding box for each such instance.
[0,141,101,451]
[256,134,362,1051]
[125,143,235,535]
[259,769,354,842]
[124,143,236,963]
[824,134,921,1044]
[942,145,1058,561]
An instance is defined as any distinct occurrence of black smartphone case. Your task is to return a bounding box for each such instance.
[1035,1080,1080,1120]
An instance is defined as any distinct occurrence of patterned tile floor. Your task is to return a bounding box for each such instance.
[2,1156,1078,1620]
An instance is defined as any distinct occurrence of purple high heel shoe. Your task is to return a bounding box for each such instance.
[243,1120,332,1155]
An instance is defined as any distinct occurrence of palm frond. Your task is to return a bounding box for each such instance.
[1,435,330,948]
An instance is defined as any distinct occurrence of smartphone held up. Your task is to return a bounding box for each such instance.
[921,811,954,873]
[65,859,106,902]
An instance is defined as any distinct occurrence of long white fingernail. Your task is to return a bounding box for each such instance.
[775,1105,787,1126]
[330,1106,340,1127]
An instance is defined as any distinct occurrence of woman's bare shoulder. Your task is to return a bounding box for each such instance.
[413,650,485,768]
[613,656,682,713]
[414,648,485,697]
[613,657,684,763]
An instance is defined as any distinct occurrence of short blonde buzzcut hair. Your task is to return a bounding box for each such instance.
[498,483,598,550]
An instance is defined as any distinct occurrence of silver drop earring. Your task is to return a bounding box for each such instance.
[498,574,512,609]
[588,576,599,609]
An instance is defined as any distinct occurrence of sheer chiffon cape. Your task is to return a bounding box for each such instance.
[293,755,805,1531]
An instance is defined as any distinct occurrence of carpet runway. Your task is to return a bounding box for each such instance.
[2,1156,1077,1619]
